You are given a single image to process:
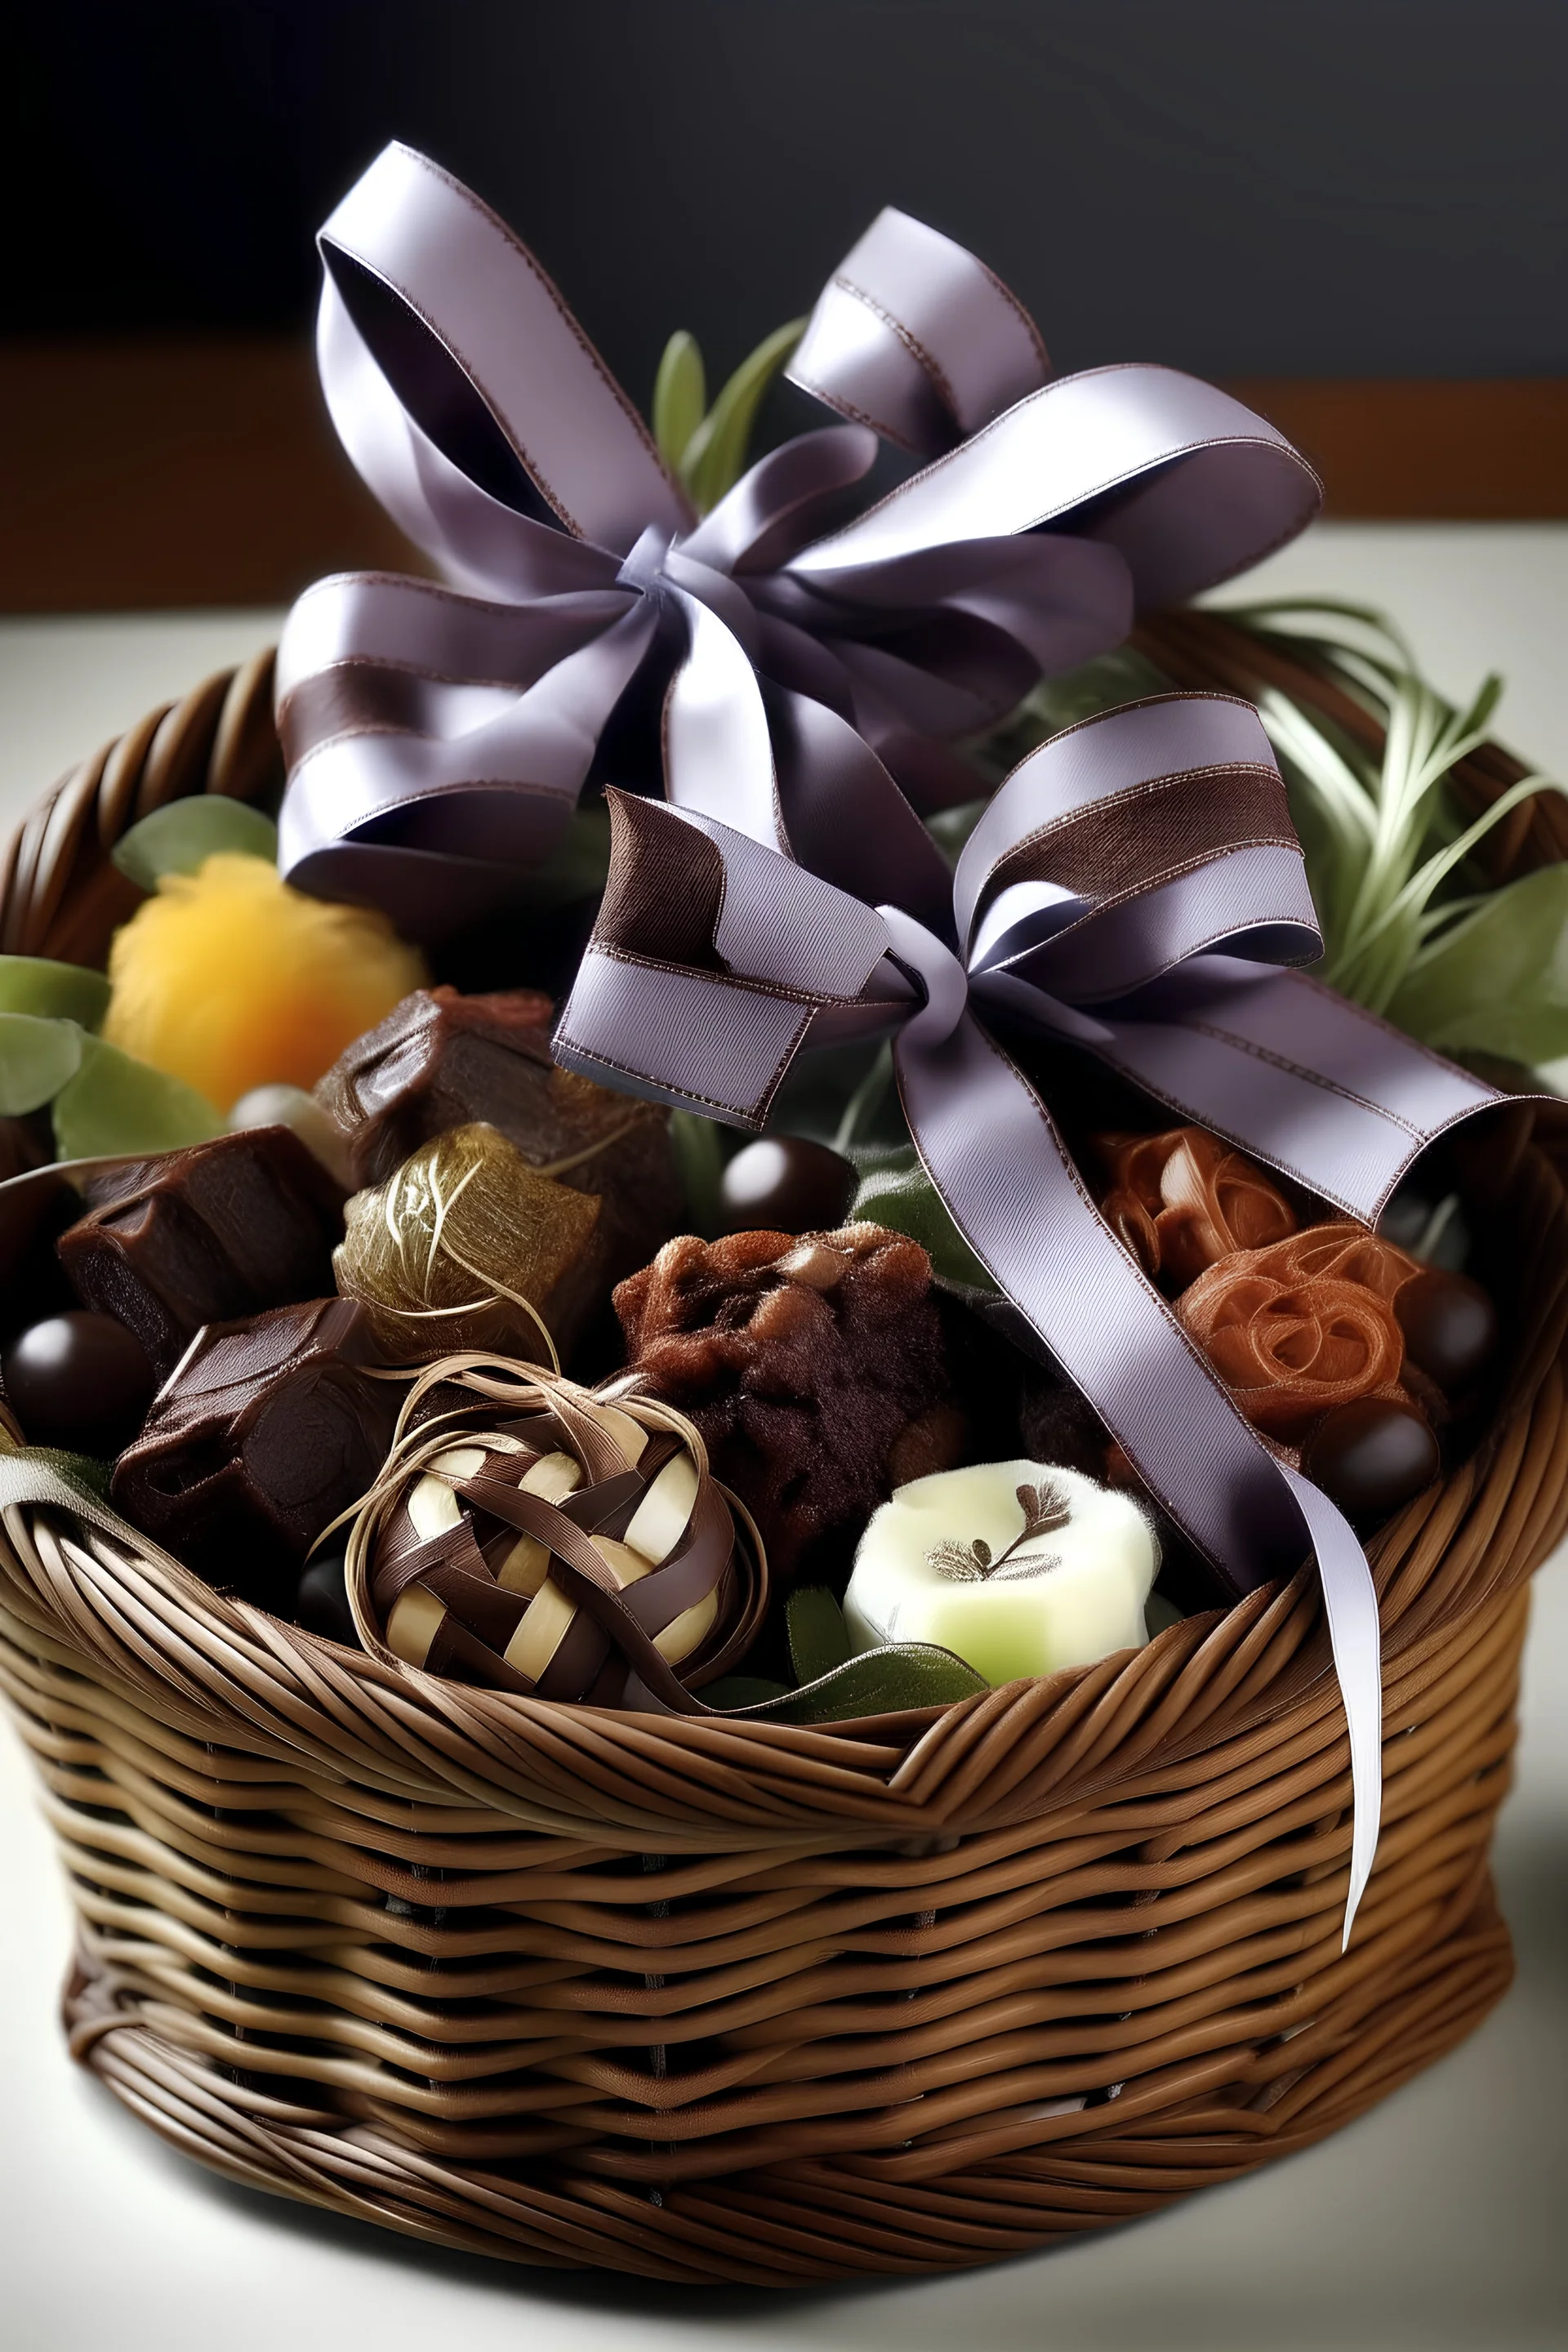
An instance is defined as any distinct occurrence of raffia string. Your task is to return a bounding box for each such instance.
[334,1123,588,1370]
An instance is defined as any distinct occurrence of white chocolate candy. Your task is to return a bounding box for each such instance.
[844,1460,1158,1686]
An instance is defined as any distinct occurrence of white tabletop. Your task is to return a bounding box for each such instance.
[2,527,1566,2350]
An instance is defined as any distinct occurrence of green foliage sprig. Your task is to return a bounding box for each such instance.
[652,319,807,513]
[1227,598,1567,1067]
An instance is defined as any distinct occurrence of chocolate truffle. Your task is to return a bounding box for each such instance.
[2,1310,154,1455]
[294,1548,359,1647]
[1395,1268,1498,1392]
[615,1223,966,1584]
[111,1297,397,1603]
[57,1127,346,1379]
[333,1122,604,1365]
[718,1138,858,1236]
[1303,1396,1441,1521]
[315,987,683,1346]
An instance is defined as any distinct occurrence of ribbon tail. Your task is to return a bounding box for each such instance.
[1096,960,1506,1225]
[1279,1464,1384,1946]
[885,973,1383,1943]
[660,584,783,852]
[555,796,911,1122]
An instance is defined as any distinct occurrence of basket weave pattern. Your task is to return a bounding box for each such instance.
[2,624,1566,2284]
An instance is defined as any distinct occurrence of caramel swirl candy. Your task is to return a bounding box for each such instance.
[351,1366,766,1707]
[1095,1125,1297,1289]
[333,1122,604,1365]
[110,1297,398,1603]
[1175,1221,1426,1444]
[615,1223,966,1584]
[58,1126,347,1379]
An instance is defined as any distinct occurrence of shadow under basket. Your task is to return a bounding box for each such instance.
[3,617,1568,2287]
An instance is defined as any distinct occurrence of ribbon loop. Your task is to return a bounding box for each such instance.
[320,140,691,556]
[788,205,1053,455]
[281,145,1324,929]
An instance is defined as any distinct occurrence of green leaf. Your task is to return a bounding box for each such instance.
[699,1674,791,1709]
[652,330,706,472]
[51,1033,224,1160]
[0,1441,112,1502]
[669,1108,728,1237]
[0,956,111,1029]
[111,797,278,893]
[786,1585,853,1684]
[1387,863,1568,1064]
[0,1013,83,1115]
[680,317,806,512]
[850,1144,996,1290]
[751,1642,987,1724]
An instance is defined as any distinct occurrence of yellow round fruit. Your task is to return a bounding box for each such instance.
[104,853,427,1111]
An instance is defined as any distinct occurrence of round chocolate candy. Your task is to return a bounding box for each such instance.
[1303,1396,1441,1521]
[2,1310,155,1455]
[294,1550,360,1648]
[1396,1268,1497,1392]
[718,1137,858,1235]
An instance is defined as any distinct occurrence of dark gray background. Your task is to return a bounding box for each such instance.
[9,0,1566,402]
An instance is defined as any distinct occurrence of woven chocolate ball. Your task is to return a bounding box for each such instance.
[347,1357,768,1710]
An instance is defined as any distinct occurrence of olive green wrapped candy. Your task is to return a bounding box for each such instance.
[333,1121,606,1367]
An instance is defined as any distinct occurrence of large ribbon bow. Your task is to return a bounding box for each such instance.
[554,695,1504,1938]
[276,142,1321,932]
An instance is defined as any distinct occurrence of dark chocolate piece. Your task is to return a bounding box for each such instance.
[616,1223,965,1585]
[315,987,556,1185]
[1302,1396,1441,1521]
[0,1174,79,1343]
[2,1310,154,1455]
[1395,1268,1498,1392]
[58,1127,346,1379]
[718,1137,858,1236]
[110,1298,397,1603]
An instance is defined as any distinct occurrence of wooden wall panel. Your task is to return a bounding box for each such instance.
[2,344,1566,614]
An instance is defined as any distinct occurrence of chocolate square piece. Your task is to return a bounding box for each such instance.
[110,1297,397,1601]
[314,987,559,1186]
[58,1127,347,1379]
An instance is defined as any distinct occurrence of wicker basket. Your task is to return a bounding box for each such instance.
[2,615,1566,2287]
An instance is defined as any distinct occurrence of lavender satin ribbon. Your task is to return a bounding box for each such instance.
[555,693,1506,1944]
[275,142,1321,933]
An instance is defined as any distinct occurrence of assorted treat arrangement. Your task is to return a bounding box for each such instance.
[0,800,1499,1723]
